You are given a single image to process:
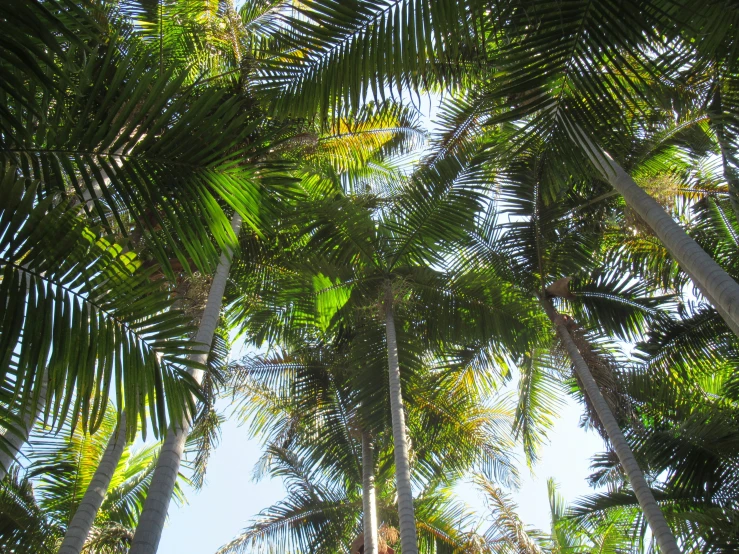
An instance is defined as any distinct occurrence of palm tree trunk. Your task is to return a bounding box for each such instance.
[540,296,681,554]
[361,430,379,554]
[130,214,242,554]
[573,127,739,337]
[0,371,47,479]
[58,413,127,554]
[384,284,418,554]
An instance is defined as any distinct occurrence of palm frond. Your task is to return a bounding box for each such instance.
[0,167,199,444]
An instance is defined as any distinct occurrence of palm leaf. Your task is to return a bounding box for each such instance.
[0,167,199,446]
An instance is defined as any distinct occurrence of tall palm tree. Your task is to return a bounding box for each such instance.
[250,140,541,553]
[130,67,425,554]
[0,2,291,550]
[0,0,284,473]
[130,213,245,553]
[449,132,683,553]
[574,295,739,552]
[59,321,232,553]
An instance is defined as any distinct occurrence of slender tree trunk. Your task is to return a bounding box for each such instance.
[573,127,739,337]
[384,284,418,554]
[361,430,379,554]
[0,371,47,479]
[58,413,127,553]
[130,214,242,554]
[540,296,681,554]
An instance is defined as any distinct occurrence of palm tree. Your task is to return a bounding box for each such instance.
[246,140,541,553]
[131,102,425,552]
[127,55,426,554]
[217,441,483,554]
[573,297,739,552]
[539,295,680,554]
[59,415,128,553]
[448,132,683,553]
[0,0,286,473]
[218,348,512,554]
[59,320,232,552]
[130,213,246,553]
[470,476,641,553]
[361,429,380,554]
[1,2,291,550]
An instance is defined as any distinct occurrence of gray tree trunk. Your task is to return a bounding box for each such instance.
[361,431,379,554]
[0,371,48,479]
[574,128,739,337]
[58,413,128,553]
[129,214,242,554]
[384,284,418,554]
[540,296,681,554]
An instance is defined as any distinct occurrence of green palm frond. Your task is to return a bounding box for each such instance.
[217,445,359,554]
[475,474,547,554]
[410,373,519,488]
[414,487,478,553]
[513,351,567,467]
[568,272,671,342]
[0,467,62,553]
[229,343,365,487]
[1,2,286,276]
[252,0,487,117]
[27,406,121,523]
[635,303,738,379]
[473,0,678,157]
[114,0,239,79]
[386,149,491,269]
[0,167,199,446]
[306,102,425,174]
[0,400,186,552]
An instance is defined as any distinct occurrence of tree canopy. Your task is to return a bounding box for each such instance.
[2,0,739,553]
